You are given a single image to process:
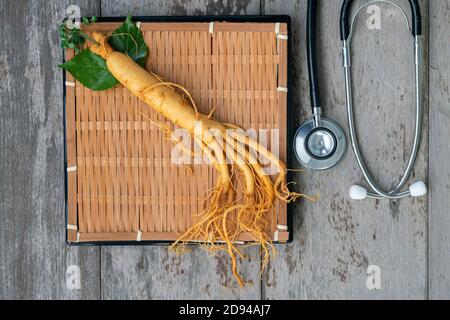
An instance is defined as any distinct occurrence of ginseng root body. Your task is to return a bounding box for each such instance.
[90,32,303,287]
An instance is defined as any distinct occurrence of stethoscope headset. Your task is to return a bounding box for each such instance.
[294,0,427,200]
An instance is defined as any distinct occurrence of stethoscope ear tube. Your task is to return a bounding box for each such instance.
[408,0,422,36]
[339,0,422,41]
[339,0,353,41]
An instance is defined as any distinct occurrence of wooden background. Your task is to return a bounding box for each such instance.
[0,0,449,299]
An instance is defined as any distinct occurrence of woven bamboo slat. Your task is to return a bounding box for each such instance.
[64,22,289,243]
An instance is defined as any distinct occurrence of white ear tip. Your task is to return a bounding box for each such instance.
[350,185,367,200]
[409,181,427,197]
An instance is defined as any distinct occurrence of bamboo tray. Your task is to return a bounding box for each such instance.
[64,16,293,245]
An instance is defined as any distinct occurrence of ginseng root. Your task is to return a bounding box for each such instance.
[90,32,305,287]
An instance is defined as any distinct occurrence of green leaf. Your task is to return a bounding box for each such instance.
[59,23,86,53]
[109,15,148,67]
[60,49,118,91]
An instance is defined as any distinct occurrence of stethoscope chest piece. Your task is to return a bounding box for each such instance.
[294,0,347,171]
[294,118,346,171]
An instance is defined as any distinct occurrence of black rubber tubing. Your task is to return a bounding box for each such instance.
[339,0,422,41]
[307,0,321,111]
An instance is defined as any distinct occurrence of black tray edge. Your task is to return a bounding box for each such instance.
[62,15,294,247]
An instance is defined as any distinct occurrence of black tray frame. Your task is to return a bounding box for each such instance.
[63,15,294,246]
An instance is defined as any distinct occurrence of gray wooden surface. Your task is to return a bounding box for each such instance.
[0,0,448,300]
[429,0,450,300]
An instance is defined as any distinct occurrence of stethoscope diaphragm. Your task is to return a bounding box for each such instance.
[294,118,346,171]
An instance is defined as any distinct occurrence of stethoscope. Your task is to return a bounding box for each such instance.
[294,0,427,200]
[340,0,427,200]
[294,0,347,171]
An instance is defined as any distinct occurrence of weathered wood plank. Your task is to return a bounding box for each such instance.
[262,0,428,299]
[429,0,450,300]
[101,0,260,16]
[99,0,262,299]
[0,0,101,299]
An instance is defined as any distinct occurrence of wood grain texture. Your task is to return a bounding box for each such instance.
[429,0,450,300]
[262,0,429,299]
[99,0,263,300]
[2,0,447,300]
[101,0,260,16]
[0,0,101,299]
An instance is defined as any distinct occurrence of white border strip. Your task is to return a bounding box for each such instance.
[136,230,142,241]
[274,230,279,242]
[216,240,245,245]
[67,224,78,231]
[67,166,77,173]
[275,22,288,40]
